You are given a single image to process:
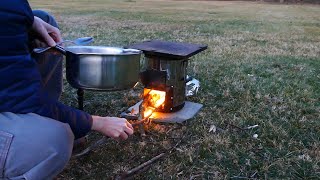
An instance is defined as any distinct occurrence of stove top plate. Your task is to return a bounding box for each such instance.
[126,40,207,59]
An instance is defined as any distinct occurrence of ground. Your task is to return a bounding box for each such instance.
[29,0,320,179]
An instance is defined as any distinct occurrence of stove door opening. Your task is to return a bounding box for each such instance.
[142,88,166,117]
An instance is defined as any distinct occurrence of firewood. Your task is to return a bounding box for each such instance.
[115,137,184,179]
[115,153,166,180]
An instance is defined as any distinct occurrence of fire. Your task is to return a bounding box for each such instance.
[143,89,166,118]
[144,108,153,118]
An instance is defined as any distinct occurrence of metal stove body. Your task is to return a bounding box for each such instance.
[140,56,187,112]
[128,40,207,119]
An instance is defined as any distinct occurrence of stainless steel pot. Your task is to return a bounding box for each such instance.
[57,46,141,91]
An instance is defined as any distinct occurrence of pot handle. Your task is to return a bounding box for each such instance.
[32,44,67,55]
[122,49,141,54]
[53,45,67,55]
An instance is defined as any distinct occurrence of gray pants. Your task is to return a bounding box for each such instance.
[0,11,73,179]
[0,113,74,180]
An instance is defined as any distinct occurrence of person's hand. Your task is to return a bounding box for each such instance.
[31,16,62,47]
[91,116,134,140]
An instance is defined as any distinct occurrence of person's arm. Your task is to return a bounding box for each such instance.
[31,16,134,140]
[36,99,133,140]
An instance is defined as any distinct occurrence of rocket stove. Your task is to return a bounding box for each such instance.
[125,40,207,123]
[73,40,207,157]
[75,40,207,123]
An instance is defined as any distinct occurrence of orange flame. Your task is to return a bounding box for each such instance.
[144,108,154,118]
[143,89,166,118]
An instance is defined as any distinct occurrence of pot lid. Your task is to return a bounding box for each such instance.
[65,46,141,55]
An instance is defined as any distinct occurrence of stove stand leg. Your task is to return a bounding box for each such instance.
[77,89,84,110]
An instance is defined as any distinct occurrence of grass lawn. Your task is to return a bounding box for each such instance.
[29,0,320,179]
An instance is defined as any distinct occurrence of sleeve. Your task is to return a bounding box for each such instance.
[25,1,91,139]
[35,98,93,139]
[23,0,35,26]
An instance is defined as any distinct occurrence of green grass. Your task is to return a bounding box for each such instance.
[29,0,320,179]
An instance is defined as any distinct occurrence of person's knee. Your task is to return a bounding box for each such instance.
[1,113,75,179]
[49,123,74,165]
[22,123,74,179]
[32,10,59,28]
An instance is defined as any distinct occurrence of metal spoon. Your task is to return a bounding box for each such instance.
[33,37,93,54]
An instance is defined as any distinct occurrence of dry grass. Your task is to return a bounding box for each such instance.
[29,0,320,179]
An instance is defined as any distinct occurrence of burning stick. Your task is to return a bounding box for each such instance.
[74,90,166,157]
[73,121,146,158]
[74,115,153,158]
[134,90,165,136]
